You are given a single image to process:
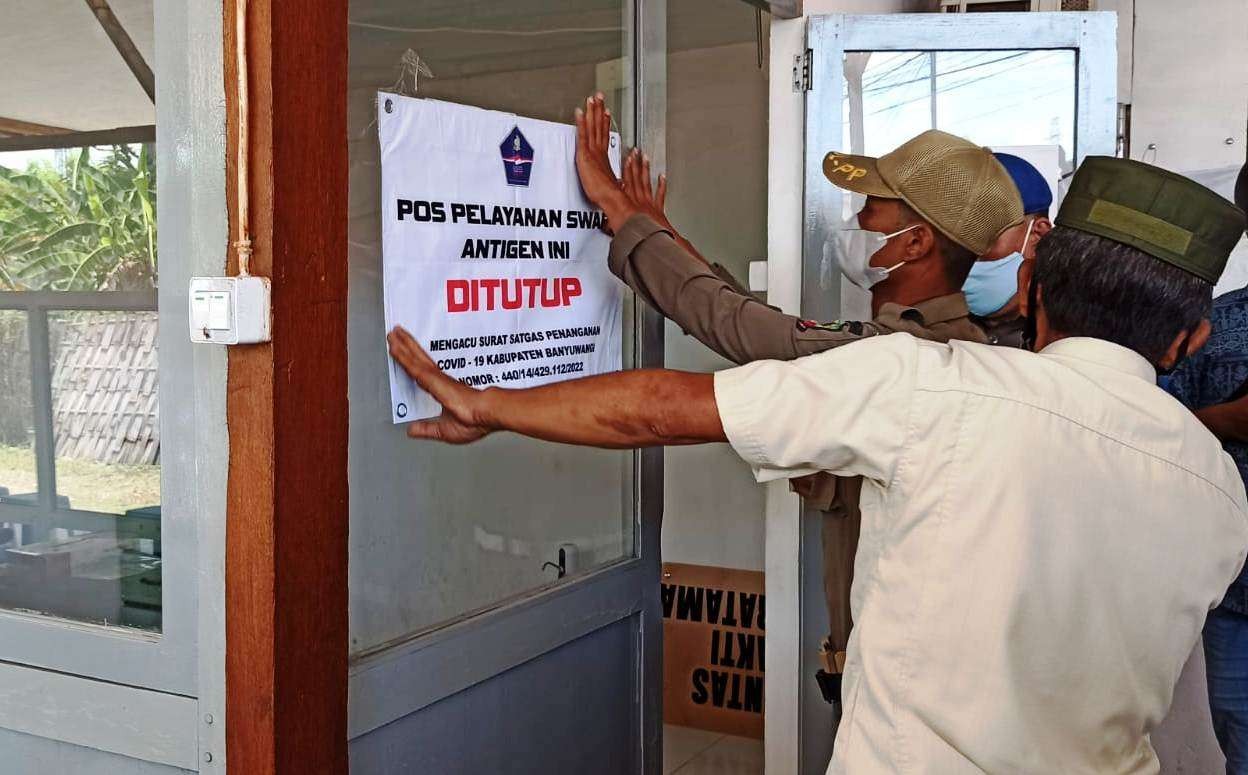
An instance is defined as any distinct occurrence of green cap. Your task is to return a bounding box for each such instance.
[1057,156,1247,284]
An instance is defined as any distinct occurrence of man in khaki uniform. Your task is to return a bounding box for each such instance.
[573,94,1023,695]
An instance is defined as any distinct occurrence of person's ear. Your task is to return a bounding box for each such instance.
[1159,319,1213,370]
[1017,258,1036,318]
[901,223,936,261]
[1027,219,1049,255]
[1021,221,1045,260]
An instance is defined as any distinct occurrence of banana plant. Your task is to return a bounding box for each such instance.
[0,144,157,292]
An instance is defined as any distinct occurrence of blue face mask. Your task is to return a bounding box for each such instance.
[964,217,1034,317]
[963,252,1024,316]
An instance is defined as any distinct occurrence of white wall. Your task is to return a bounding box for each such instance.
[1127,0,1246,174]
[660,40,769,572]
[1105,0,1248,295]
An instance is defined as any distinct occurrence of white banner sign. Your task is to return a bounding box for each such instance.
[379,94,623,423]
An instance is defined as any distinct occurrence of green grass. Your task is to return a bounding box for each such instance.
[0,444,159,516]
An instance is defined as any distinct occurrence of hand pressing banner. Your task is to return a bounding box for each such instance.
[378,93,623,422]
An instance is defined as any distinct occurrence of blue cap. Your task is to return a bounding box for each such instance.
[993,152,1053,216]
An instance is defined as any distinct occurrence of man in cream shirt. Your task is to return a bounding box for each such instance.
[388,156,1248,772]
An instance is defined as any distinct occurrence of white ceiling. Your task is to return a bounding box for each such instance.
[0,0,754,131]
[0,0,154,131]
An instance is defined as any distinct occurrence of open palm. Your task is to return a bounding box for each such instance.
[386,326,493,445]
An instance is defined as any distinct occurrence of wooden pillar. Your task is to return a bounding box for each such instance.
[223,1,348,772]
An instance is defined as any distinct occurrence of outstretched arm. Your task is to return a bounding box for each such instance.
[576,94,865,365]
[387,326,726,448]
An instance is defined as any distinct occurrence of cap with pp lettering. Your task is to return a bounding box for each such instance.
[1057,156,1247,284]
[822,130,1024,256]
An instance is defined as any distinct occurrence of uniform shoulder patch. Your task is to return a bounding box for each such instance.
[796,318,865,336]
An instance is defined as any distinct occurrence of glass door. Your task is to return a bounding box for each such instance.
[345,1,665,772]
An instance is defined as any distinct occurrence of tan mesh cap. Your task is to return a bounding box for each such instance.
[823,130,1025,255]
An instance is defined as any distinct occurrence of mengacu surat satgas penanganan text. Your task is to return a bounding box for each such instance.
[379,96,622,422]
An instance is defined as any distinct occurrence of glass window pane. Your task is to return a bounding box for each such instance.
[0,514,161,632]
[846,49,1076,168]
[348,0,634,651]
[0,309,161,633]
[0,311,37,502]
[49,311,161,515]
[0,6,161,637]
[846,51,935,157]
[935,50,1076,165]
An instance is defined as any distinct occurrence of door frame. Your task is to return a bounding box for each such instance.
[791,12,1118,774]
[223,0,350,772]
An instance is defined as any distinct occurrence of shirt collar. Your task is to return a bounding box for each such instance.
[1039,337,1158,382]
[883,293,972,326]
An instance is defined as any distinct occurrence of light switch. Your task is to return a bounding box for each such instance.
[189,276,271,345]
[205,292,230,329]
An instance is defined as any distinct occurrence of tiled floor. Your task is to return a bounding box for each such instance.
[663,723,763,775]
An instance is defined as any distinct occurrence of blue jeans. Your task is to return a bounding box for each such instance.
[1205,607,1248,774]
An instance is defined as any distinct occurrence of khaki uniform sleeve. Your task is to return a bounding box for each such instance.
[708,262,766,304]
[610,213,879,365]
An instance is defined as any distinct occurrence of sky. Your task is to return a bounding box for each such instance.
[845,49,1076,162]
[0,148,62,172]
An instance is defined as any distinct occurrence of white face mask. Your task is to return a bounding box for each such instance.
[835,219,921,290]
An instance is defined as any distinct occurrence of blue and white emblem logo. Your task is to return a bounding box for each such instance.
[499,126,534,187]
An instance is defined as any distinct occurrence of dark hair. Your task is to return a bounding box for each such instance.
[1033,226,1212,364]
[897,203,977,285]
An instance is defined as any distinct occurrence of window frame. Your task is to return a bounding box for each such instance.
[0,289,196,694]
